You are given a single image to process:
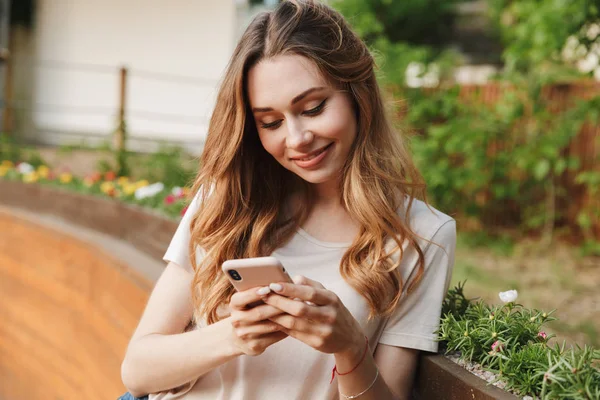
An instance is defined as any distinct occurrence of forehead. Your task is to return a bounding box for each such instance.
[246,54,329,107]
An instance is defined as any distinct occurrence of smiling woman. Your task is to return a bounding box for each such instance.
[120,1,456,400]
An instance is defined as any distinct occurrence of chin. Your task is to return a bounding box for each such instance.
[290,168,339,185]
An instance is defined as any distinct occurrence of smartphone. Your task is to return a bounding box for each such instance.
[222,256,293,293]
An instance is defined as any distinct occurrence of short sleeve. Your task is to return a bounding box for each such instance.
[378,219,456,352]
[163,194,203,273]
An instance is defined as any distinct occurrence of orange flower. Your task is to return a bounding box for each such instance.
[83,177,95,187]
[90,172,102,182]
[100,181,115,194]
[104,171,116,181]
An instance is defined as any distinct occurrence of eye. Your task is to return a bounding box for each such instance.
[260,120,283,130]
[302,99,327,116]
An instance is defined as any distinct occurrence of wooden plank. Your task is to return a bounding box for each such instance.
[415,354,519,400]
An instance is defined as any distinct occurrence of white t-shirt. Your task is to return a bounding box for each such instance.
[152,196,456,400]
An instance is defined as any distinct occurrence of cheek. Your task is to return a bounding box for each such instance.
[318,103,357,141]
[258,133,285,159]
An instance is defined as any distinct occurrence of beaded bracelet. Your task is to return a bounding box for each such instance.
[340,369,379,399]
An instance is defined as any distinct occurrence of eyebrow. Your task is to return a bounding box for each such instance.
[251,86,326,113]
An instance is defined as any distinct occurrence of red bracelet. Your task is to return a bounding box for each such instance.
[330,335,369,384]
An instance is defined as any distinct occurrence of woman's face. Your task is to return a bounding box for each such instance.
[247,54,357,188]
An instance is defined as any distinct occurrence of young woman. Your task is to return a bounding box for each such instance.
[120,1,456,399]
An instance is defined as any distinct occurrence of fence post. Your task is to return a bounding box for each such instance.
[1,0,12,135]
[115,66,128,176]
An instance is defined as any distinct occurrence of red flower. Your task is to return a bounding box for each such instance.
[538,331,548,340]
[164,194,176,205]
[104,171,116,181]
[491,340,503,352]
[180,205,189,216]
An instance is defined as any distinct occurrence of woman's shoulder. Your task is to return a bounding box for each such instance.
[399,197,455,243]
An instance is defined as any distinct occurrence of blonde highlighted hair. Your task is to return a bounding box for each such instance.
[189,0,427,325]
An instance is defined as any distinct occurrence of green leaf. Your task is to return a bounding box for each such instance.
[576,212,592,230]
[534,159,551,180]
[554,159,567,175]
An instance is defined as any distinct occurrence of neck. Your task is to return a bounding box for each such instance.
[312,180,343,208]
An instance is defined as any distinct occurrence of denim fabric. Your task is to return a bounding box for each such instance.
[117,392,149,400]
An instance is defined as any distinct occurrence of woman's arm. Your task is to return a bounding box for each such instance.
[121,262,287,397]
[120,262,238,397]
[334,341,419,400]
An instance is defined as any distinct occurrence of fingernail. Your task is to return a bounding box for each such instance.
[256,287,271,295]
[270,283,283,292]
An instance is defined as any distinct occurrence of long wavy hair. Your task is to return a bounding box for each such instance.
[189,0,427,325]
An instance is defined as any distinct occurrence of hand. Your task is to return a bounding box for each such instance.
[228,286,288,356]
[263,276,365,355]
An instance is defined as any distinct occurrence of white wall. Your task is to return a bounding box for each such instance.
[15,0,237,152]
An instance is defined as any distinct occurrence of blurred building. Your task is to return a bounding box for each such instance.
[5,0,275,153]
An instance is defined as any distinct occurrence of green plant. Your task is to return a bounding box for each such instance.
[0,133,22,163]
[488,0,600,74]
[23,149,46,168]
[500,342,555,395]
[439,283,600,398]
[333,0,460,87]
[137,145,197,188]
[403,82,600,244]
[0,134,47,167]
[541,345,600,399]
[575,168,600,256]
[441,280,472,319]
[116,147,130,177]
[333,0,600,247]
[96,159,114,174]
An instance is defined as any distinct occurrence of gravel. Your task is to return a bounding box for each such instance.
[445,353,535,400]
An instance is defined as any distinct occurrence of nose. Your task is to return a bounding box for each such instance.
[286,118,313,149]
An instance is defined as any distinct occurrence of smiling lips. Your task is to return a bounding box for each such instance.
[290,143,333,169]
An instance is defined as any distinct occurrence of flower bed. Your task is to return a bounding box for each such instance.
[0,160,191,220]
[439,284,600,399]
